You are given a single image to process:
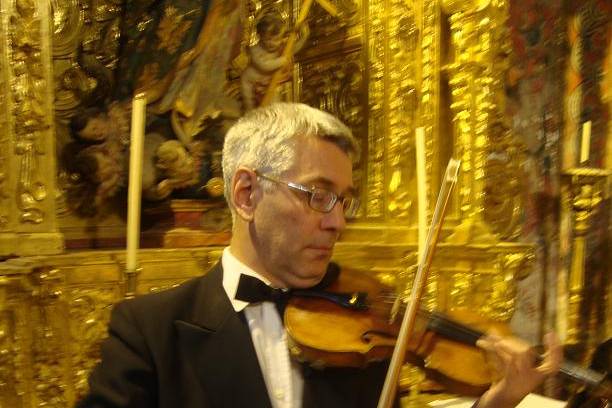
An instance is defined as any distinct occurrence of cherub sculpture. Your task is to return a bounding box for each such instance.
[241,11,309,111]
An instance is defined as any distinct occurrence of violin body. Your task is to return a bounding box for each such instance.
[285,266,611,401]
[405,308,512,396]
[286,267,399,369]
[285,267,511,396]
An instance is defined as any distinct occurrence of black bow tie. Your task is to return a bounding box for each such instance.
[235,263,340,304]
[233,263,365,316]
[235,274,291,305]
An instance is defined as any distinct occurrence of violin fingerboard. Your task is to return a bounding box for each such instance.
[426,312,484,346]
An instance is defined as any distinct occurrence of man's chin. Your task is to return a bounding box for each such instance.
[290,264,329,288]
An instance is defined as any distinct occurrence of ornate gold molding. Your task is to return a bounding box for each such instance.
[387,1,418,219]
[9,0,50,225]
[442,0,523,239]
[0,0,63,256]
[561,167,610,346]
[366,0,386,219]
[30,268,68,406]
[0,247,216,405]
[68,286,116,397]
[300,55,364,129]
[0,276,24,407]
[0,8,8,230]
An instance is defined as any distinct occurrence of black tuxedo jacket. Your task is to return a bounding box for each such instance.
[77,262,392,408]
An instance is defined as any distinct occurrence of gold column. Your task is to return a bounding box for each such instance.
[561,168,610,346]
[0,0,64,256]
[440,0,523,240]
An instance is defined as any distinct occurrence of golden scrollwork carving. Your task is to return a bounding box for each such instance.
[68,288,115,399]
[0,29,7,230]
[443,0,523,237]
[0,276,22,407]
[30,267,67,406]
[401,243,535,322]
[9,0,51,225]
[0,310,19,406]
[364,0,436,221]
[481,118,524,240]
[562,168,610,346]
[366,0,386,219]
[0,248,219,406]
[387,2,419,218]
[420,0,440,213]
[300,57,364,128]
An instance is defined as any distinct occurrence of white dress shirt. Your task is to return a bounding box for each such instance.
[222,247,304,408]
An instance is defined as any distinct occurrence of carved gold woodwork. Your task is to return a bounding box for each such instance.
[0,248,216,406]
[561,168,610,349]
[386,2,419,219]
[441,0,524,240]
[333,237,532,325]
[366,0,386,219]
[429,243,534,322]
[0,32,7,231]
[0,0,63,256]
[10,1,49,226]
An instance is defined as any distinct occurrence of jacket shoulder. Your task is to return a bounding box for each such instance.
[115,263,222,327]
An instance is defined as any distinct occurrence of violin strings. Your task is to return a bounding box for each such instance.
[429,313,484,340]
[368,292,486,343]
[361,291,608,389]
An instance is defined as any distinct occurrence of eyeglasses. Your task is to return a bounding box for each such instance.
[255,170,360,219]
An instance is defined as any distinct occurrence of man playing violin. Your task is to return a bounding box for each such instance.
[79,102,562,407]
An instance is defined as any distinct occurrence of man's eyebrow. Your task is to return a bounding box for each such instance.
[304,177,357,196]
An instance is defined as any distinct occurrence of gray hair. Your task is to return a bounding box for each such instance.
[222,102,359,210]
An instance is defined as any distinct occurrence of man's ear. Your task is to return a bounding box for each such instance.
[231,167,259,222]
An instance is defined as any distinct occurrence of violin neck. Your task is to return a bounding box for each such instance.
[425,311,609,391]
[426,311,484,346]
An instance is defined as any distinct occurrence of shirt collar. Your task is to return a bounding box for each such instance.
[222,247,272,312]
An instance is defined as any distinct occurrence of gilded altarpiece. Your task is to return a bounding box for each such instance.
[0,0,544,405]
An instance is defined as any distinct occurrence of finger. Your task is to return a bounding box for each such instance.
[537,332,562,375]
[476,334,502,352]
[479,339,516,378]
[489,337,536,374]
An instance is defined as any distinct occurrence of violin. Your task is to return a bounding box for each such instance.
[284,266,612,401]
[286,157,610,406]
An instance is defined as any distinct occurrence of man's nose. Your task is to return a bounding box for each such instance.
[321,200,346,232]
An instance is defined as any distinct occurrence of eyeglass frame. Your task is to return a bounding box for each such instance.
[253,170,360,219]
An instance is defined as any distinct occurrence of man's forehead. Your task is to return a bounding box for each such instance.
[295,173,356,195]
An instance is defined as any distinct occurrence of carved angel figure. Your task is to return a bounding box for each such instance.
[143,139,200,201]
[69,101,131,208]
[240,11,309,111]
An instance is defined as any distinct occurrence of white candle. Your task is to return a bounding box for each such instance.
[415,127,427,263]
[580,121,591,164]
[126,93,147,272]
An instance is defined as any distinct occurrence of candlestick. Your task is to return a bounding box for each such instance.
[126,93,147,272]
[580,121,591,164]
[415,127,427,262]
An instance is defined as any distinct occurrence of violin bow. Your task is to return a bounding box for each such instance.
[377,158,461,408]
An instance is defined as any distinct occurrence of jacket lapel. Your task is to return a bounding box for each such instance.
[174,263,272,408]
